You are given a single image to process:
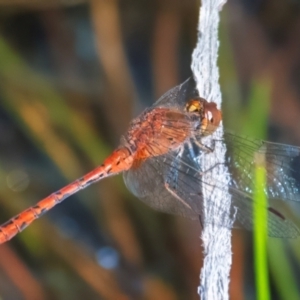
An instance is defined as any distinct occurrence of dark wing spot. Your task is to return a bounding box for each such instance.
[268,207,285,220]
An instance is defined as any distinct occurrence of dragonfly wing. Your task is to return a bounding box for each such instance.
[229,187,300,238]
[152,77,198,110]
[194,130,300,203]
[125,139,300,237]
[163,144,300,237]
[123,151,199,219]
[220,132,300,203]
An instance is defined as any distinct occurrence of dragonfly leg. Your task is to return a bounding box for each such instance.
[199,215,203,230]
[185,141,221,176]
[201,162,227,175]
[193,138,216,153]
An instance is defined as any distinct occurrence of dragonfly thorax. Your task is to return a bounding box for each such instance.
[124,108,193,165]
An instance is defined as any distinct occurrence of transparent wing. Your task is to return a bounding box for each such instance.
[124,141,300,237]
[170,155,300,238]
[123,148,200,219]
[229,188,299,238]
[155,78,300,205]
[220,131,300,203]
[151,77,198,110]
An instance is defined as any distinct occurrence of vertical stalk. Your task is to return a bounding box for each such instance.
[191,0,231,299]
[254,152,270,300]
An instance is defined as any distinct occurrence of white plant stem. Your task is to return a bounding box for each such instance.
[191,1,232,299]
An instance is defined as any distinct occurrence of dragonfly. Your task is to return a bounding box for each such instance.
[0,78,300,243]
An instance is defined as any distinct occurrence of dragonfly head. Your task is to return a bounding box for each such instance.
[185,97,222,135]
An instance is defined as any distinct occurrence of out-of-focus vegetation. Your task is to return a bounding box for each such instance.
[0,0,300,299]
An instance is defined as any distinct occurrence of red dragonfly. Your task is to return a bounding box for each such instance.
[0,78,299,243]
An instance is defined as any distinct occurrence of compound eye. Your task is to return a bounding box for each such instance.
[204,102,222,130]
[185,99,203,113]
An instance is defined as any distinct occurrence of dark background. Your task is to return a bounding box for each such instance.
[0,0,300,299]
